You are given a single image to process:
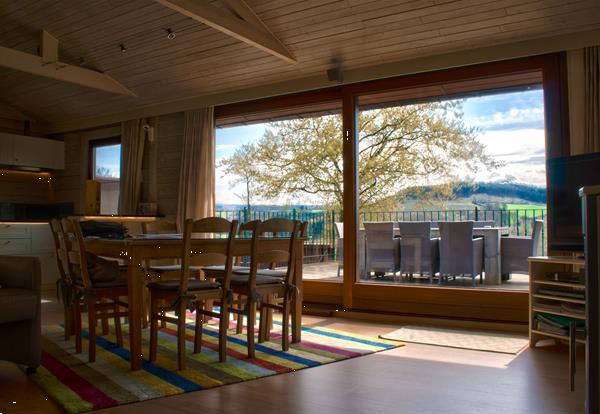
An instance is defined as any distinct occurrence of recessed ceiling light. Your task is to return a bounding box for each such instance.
[164,28,176,40]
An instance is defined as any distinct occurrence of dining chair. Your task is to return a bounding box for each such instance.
[501,220,544,279]
[147,217,239,369]
[364,222,400,278]
[438,221,484,287]
[49,219,75,341]
[61,218,129,362]
[397,221,439,282]
[228,218,302,358]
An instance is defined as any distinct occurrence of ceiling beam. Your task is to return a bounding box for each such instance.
[154,0,296,64]
[0,31,136,97]
[221,0,270,34]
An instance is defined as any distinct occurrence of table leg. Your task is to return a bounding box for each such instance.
[292,242,303,343]
[128,251,143,370]
[483,230,502,285]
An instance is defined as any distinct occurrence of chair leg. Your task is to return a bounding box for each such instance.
[74,301,82,354]
[194,301,203,354]
[177,302,187,370]
[149,295,158,362]
[246,299,256,359]
[63,304,71,340]
[218,299,229,363]
[101,301,109,335]
[258,304,267,343]
[236,296,244,334]
[282,298,290,352]
[113,300,123,347]
[88,300,97,363]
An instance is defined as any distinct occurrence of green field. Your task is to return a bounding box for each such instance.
[502,203,546,210]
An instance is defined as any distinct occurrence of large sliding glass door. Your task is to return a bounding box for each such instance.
[214,54,570,322]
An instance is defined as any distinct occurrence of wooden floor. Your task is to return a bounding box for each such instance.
[0,295,585,414]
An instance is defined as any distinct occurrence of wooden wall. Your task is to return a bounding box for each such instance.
[0,170,53,203]
[51,115,183,218]
[154,113,183,219]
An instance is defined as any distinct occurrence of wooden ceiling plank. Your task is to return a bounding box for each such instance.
[154,0,297,63]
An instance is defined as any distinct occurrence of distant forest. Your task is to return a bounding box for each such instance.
[402,181,547,204]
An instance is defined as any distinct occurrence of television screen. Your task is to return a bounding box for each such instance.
[547,152,600,251]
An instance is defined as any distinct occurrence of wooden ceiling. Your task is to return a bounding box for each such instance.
[0,0,599,130]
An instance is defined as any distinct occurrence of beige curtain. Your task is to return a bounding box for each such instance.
[176,107,215,228]
[584,46,600,153]
[119,119,146,214]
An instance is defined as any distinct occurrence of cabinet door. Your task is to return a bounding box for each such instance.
[0,134,14,165]
[13,136,53,168]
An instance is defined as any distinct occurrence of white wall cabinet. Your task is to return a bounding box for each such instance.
[0,222,59,288]
[0,133,64,170]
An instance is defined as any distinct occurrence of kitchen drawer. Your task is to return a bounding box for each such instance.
[0,238,31,255]
[0,223,31,239]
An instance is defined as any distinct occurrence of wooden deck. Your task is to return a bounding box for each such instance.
[302,261,529,291]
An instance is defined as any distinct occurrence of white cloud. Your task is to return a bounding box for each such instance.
[468,107,544,130]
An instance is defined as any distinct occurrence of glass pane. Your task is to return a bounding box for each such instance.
[357,85,546,291]
[93,144,120,215]
[215,104,343,281]
[93,144,121,179]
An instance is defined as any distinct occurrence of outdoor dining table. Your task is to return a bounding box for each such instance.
[85,234,305,371]
[359,226,510,285]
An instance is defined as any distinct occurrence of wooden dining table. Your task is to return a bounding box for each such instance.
[86,235,305,371]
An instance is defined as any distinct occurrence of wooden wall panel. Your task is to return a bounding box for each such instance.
[0,170,53,203]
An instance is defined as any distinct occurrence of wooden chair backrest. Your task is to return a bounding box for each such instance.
[180,217,239,293]
[61,218,93,290]
[142,220,178,234]
[247,218,301,286]
[50,218,71,283]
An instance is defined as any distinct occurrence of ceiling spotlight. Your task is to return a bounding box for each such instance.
[164,28,176,40]
[119,44,127,53]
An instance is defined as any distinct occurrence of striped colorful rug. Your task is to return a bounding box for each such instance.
[32,318,401,413]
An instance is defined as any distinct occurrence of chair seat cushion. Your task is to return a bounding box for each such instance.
[230,274,284,285]
[148,264,204,273]
[93,278,128,288]
[147,279,221,291]
[0,288,38,323]
[202,265,247,274]
[233,268,287,278]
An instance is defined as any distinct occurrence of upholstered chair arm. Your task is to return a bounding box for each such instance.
[0,256,41,291]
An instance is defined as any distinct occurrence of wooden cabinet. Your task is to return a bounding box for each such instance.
[0,133,64,169]
[0,134,14,165]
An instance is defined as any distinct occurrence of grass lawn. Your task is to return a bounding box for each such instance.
[503,203,546,210]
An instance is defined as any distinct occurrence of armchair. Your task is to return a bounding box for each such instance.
[0,255,41,372]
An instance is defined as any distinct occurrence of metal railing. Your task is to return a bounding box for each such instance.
[216,207,547,263]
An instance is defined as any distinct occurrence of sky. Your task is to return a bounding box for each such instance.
[94,88,546,205]
[215,88,546,205]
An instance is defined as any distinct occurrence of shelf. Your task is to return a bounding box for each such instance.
[531,329,586,344]
[528,256,585,266]
[532,294,586,304]
[533,280,585,289]
[531,307,586,320]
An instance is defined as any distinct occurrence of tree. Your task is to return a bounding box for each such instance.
[220,100,497,210]
[95,166,113,178]
[218,143,260,212]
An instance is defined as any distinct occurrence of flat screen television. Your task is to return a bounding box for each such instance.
[547,152,600,252]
